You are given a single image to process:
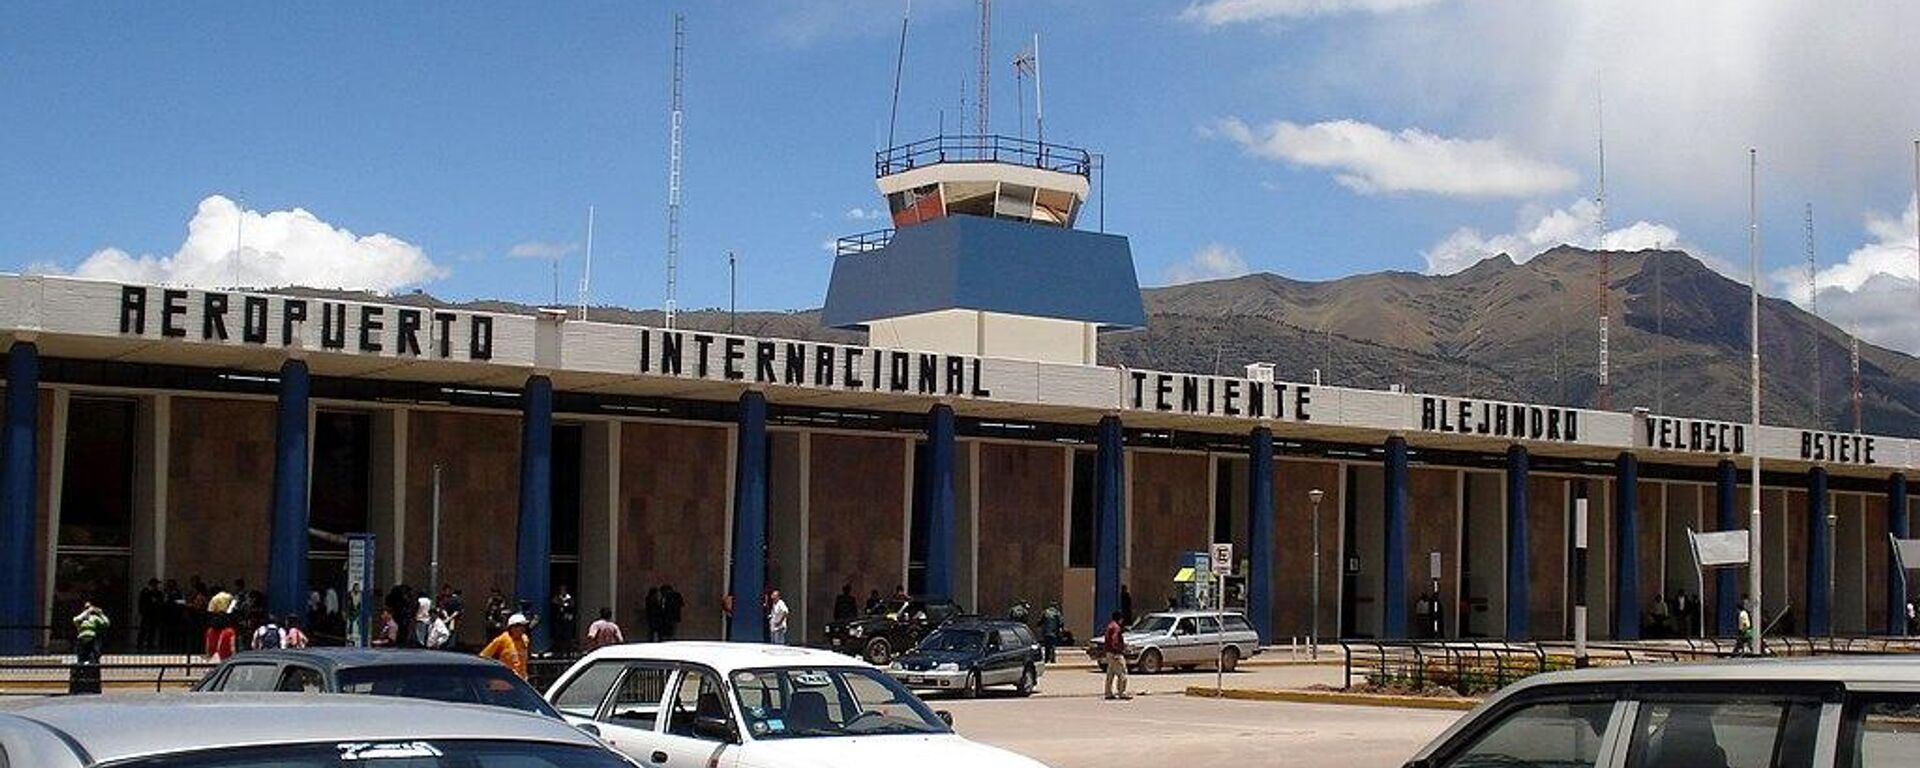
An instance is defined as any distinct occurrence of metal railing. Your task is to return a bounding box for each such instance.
[0,657,219,696]
[833,228,895,256]
[1340,640,1547,696]
[876,134,1092,178]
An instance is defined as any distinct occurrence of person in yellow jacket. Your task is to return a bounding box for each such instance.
[480,613,531,679]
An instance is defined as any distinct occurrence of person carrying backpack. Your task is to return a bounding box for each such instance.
[252,619,284,650]
[282,615,310,649]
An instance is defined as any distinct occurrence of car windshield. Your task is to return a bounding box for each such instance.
[916,628,984,653]
[1131,615,1176,633]
[731,666,949,740]
[337,665,559,718]
[113,740,631,767]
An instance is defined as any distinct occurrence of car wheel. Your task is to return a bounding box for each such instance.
[963,670,983,699]
[864,637,893,665]
[1139,648,1164,675]
[1220,646,1241,673]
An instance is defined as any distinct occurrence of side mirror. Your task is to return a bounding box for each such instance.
[575,722,602,738]
[935,710,954,727]
[694,715,738,744]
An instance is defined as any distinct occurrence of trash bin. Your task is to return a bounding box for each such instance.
[68,663,101,695]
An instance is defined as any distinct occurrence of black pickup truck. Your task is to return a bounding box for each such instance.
[823,597,964,664]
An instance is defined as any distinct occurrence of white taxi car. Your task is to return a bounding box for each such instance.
[544,641,1051,768]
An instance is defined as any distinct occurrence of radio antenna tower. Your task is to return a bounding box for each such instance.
[665,13,686,329]
[576,205,595,321]
[886,1,911,148]
[1851,321,1863,433]
[1805,203,1821,427]
[1595,88,1612,411]
[975,0,990,135]
[1013,34,1042,145]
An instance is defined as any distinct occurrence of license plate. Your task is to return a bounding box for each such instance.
[905,676,927,685]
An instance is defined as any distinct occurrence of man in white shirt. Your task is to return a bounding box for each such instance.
[767,589,791,645]
[586,607,624,650]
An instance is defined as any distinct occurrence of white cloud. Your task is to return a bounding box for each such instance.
[1216,118,1577,198]
[69,195,444,293]
[1421,197,1686,275]
[507,241,579,260]
[1182,0,1446,25]
[844,207,887,222]
[1790,195,1920,354]
[1162,243,1251,285]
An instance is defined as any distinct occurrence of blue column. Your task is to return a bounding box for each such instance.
[1092,415,1124,639]
[1382,436,1409,639]
[922,404,957,602]
[515,375,554,651]
[1506,446,1531,640]
[266,359,312,622]
[1807,468,1831,636]
[728,391,769,643]
[1614,453,1641,640]
[1247,427,1275,645]
[1889,473,1909,636]
[0,342,41,655]
[1716,460,1740,635]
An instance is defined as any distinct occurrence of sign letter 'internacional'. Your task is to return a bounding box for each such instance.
[1800,430,1876,465]
[116,286,495,361]
[1644,416,1746,455]
[1421,396,1580,443]
[1126,371,1314,421]
[635,328,992,398]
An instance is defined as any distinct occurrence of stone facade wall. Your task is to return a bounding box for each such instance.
[616,421,730,639]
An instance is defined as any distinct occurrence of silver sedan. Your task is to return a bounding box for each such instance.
[0,693,639,767]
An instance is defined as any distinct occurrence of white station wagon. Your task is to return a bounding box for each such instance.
[544,641,1051,768]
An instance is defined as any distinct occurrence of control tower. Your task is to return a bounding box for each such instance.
[822,135,1145,366]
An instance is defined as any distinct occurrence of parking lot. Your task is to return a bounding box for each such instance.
[927,663,1463,768]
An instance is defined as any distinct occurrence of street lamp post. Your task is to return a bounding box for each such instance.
[1308,488,1325,660]
[1828,512,1838,639]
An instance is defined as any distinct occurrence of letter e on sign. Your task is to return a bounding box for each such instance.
[1211,543,1234,576]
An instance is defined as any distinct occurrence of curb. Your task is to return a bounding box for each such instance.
[1184,685,1480,711]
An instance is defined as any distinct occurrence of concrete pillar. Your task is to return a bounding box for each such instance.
[267,358,312,622]
[1614,453,1640,640]
[1889,474,1909,635]
[1505,446,1530,640]
[1807,468,1831,636]
[1093,415,1124,639]
[922,405,957,601]
[514,375,554,651]
[1716,460,1740,635]
[1247,427,1275,645]
[728,392,769,642]
[0,341,40,655]
[1382,436,1409,639]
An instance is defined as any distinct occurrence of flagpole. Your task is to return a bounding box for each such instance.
[1747,148,1764,651]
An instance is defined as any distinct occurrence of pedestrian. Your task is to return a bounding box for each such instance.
[661,584,684,641]
[1648,593,1671,638]
[426,608,453,649]
[72,601,110,665]
[768,589,791,645]
[864,589,882,615]
[1039,601,1063,664]
[1674,589,1694,636]
[552,585,577,654]
[252,616,285,650]
[1102,611,1130,701]
[137,578,165,651]
[485,588,509,639]
[833,584,858,623]
[586,607,624,650]
[283,615,310,649]
[442,587,464,648]
[892,584,908,601]
[414,594,435,648]
[372,607,399,648]
[164,578,186,652]
[1907,600,1918,635]
[480,613,532,680]
[1120,585,1135,626]
[1734,595,1754,655]
[644,587,665,642]
[205,584,238,661]
[721,592,736,641]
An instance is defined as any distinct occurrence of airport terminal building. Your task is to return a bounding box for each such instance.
[2,136,1915,653]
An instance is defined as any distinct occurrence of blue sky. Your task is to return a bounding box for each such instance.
[4,1,1918,345]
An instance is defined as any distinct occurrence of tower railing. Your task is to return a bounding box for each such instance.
[833,228,895,256]
[877,134,1092,178]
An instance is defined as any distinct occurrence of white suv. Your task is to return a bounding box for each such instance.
[544,641,1051,768]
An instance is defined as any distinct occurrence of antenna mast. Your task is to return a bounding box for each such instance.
[577,205,595,321]
[1851,321,1863,433]
[1805,203,1821,427]
[975,0,990,135]
[887,1,911,148]
[1746,148,1764,640]
[665,13,686,329]
[1596,89,1612,411]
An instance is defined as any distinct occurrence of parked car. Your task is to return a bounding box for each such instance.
[191,647,562,719]
[825,596,965,664]
[544,641,1051,768]
[0,693,638,767]
[1084,610,1261,673]
[1403,656,1920,768]
[886,618,1045,697]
